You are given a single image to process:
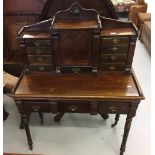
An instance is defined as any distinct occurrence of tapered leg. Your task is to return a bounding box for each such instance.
[120,114,133,155]
[100,113,109,120]
[111,114,120,127]
[21,113,33,150]
[39,112,43,125]
[54,112,65,123]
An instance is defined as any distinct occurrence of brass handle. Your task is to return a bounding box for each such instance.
[38,66,45,71]
[32,105,40,112]
[111,46,118,52]
[36,56,44,62]
[34,41,41,47]
[112,38,120,44]
[110,55,118,61]
[35,49,42,54]
[69,105,78,112]
[72,67,81,73]
[109,65,116,70]
[109,106,119,112]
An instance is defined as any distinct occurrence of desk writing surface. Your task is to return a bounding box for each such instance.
[13,72,143,100]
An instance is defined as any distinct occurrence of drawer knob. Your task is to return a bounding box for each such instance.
[112,38,120,44]
[38,66,45,71]
[36,56,44,62]
[69,105,78,111]
[110,55,118,61]
[111,47,118,52]
[109,106,119,112]
[32,105,40,112]
[109,65,116,70]
[34,41,41,47]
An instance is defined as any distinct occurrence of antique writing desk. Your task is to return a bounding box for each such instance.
[11,2,144,155]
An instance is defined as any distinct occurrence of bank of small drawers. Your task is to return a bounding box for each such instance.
[25,39,53,72]
[101,36,129,71]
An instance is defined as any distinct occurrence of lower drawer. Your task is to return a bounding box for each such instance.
[30,64,53,72]
[98,102,130,114]
[57,102,89,113]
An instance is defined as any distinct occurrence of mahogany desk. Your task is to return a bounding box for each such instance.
[11,71,144,155]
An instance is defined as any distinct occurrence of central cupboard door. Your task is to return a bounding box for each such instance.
[59,30,93,66]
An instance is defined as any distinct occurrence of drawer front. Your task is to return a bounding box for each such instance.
[101,54,127,63]
[60,66,92,73]
[102,37,129,45]
[27,47,51,55]
[58,102,89,113]
[17,102,51,112]
[101,63,125,71]
[101,45,128,54]
[30,64,53,72]
[28,55,52,64]
[98,102,130,114]
[25,39,50,47]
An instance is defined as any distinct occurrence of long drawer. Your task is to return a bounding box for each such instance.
[101,54,127,63]
[101,37,129,45]
[98,102,130,114]
[27,47,51,55]
[101,45,129,54]
[28,55,52,64]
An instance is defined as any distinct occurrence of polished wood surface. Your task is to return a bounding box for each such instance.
[12,72,143,100]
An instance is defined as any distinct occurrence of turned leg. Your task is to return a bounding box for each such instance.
[20,113,30,129]
[100,113,109,120]
[39,112,43,125]
[21,113,33,150]
[54,112,65,123]
[111,114,120,127]
[120,114,133,155]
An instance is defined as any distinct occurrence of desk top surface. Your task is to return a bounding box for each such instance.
[12,72,144,101]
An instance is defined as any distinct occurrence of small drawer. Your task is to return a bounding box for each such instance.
[98,102,130,114]
[102,37,129,45]
[30,64,53,72]
[28,55,52,64]
[101,45,128,53]
[58,102,89,113]
[25,39,50,47]
[101,54,127,63]
[60,66,92,73]
[27,47,51,55]
[101,63,125,71]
